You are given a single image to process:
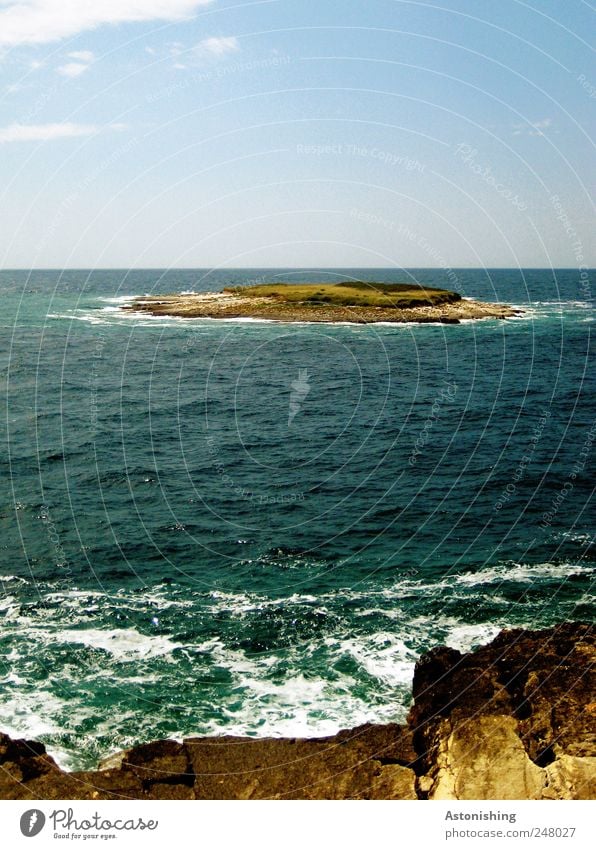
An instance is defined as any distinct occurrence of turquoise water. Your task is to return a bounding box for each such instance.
[0,267,594,769]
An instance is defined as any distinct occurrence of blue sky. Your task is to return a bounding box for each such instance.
[0,0,594,268]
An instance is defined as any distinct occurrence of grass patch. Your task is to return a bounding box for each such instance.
[223,282,461,309]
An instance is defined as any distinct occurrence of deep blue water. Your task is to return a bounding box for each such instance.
[0,267,594,769]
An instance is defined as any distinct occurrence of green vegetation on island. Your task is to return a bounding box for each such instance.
[223,281,462,309]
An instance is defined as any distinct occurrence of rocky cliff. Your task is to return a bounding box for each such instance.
[1,623,593,800]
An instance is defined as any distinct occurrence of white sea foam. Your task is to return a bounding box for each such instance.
[197,649,404,740]
[57,627,181,661]
[329,633,417,686]
[532,300,592,308]
[0,598,21,620]
[453,561,593,585]
[47,307,195,327]
[47,312,112,325]
[0,690,68,743]
[441,621,504,653]
[96,295,139,304]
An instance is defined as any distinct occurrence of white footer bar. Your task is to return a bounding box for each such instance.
[2,800,593,849]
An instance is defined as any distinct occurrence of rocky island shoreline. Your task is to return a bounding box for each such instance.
[122,281,522,324]
[1,623,593,800]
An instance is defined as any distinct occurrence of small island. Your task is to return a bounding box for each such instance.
[123,281,522,324]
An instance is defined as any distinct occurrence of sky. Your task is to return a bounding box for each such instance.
[0,0,594,269]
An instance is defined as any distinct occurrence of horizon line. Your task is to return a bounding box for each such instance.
[1,266,593,272]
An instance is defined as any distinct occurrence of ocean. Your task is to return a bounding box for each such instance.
[0,267,593,770]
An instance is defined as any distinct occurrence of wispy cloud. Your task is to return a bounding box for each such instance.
[0,0,213,48]
[195,36,240,57]
[164,36,240,69]
[513,118,552,137]
[57,62,88,78]
[68,50,94,63]
[0,122,99,142]
[56,49,95,77]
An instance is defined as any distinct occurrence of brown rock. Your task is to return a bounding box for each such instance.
[410,623,594,766]
[186,724,417,799]
[120,739,193,788]
[409,623,594,799]
[427,716,545,800]
[544,755,596,800]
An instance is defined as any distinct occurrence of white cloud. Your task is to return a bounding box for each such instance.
[0,1,213,47]
[56,49,94,77]
[513,118,552,137]
[57,61,88,77]
[195,36,239,57]
[68,50,94,62]
[0,122,98,142]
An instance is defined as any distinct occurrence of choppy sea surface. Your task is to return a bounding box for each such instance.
[0,267,593,770]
